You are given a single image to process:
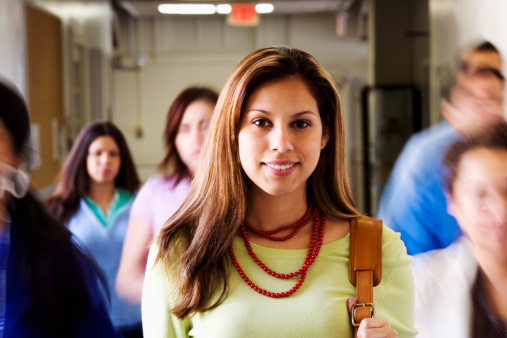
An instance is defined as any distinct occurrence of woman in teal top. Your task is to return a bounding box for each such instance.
[47,121,142,337]
[143,46,416,337]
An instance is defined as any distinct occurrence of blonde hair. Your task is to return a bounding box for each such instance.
[156,46,359,318]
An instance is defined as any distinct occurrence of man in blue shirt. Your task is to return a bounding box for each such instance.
[378,41,505,255]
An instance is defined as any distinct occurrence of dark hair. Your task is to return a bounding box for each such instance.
[474,41,501,54]
[457,40,504,82]
[159,87,218,184]
[0,79,102,336]
[13,194,100,336]
[0,79,31,163]
[156,46,358,318]
[444,122,507,193]
[46,120,140,224]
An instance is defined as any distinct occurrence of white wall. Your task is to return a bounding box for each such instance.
[0,0,113,127]
[113,13,369,181]
[29,0,113,52]
[0,0,26,94]
[429,0,507,124]
[28,0,114,128]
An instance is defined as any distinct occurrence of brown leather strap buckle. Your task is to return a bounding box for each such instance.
[351,302,375,327]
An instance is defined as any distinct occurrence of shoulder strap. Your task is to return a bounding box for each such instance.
[349,216,382,335]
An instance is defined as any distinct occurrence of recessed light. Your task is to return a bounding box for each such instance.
[216,4,232,14]
[158,4,217,15]
[255,3,274,14]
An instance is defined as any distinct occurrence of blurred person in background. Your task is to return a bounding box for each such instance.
[377,41,505,255]
[46,121,142,337]
[116,87,218,305]
[0,79,118,337]
[414,122,507,337]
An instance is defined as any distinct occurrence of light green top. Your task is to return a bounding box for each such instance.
[142,226,417,337]
[84,189,133,227]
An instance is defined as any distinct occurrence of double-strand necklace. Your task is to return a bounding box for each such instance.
[228,203,326,298]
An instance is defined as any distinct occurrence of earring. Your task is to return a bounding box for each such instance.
[11,167,29,198]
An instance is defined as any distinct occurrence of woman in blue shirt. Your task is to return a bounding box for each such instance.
[46,121,142,337]
[0,79,118,337]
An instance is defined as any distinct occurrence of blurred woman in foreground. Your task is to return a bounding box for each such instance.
[414,122,507,337]
[0,79,117,337]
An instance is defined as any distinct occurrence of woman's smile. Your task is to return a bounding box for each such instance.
[238,76,329,198]
[263,161,298,176]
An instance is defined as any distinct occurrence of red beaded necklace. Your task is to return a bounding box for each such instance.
[228,205,326,298]
[243,203,318,241]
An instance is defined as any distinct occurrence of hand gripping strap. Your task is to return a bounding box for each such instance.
[349,216,382,336]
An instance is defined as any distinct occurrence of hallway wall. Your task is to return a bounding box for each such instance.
[0,0,114,192]
[112,13,369,181]
[0,0,26,94]
[4,0,506,199]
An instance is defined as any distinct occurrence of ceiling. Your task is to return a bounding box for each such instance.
[118,0,356,17]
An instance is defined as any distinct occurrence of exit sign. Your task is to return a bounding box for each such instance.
[229,4,259,26]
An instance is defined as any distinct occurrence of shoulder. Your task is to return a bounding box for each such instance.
[413,238,475,337]
[67,200,106,235]
[347,218,410,261]
[132,174,189,216]
[139,174,189,195]
[378,226,413,288]
[412,238,476,287]
[131,174,168,209]
[381,226,411,260]
[67,199,88,222]
[142,174,170,190]
[405,122,458,151]
[396,122,459,172]
[117,188,135,201]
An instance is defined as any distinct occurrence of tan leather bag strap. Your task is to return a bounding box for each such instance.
[349,216,382,337]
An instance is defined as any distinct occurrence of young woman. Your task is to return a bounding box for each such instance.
[116,87,218,304]
[142,46,416,337]
[46,121,141,336]
[414,122,507,337]
[0,79,117,337]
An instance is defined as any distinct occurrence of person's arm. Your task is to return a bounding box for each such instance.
[142,244,192,338]
[373,228,418,337]
[116,215,152,304]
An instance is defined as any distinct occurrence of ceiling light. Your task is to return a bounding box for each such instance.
[255,3,274,14]
[158,4,216,15]
[216,4,232,14]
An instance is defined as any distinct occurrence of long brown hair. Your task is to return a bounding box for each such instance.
[46,121,140,225]
[156,46,359,318]
[159,87,218,184]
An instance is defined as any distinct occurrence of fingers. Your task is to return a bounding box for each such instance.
[347,298,398,337]
[356,318,398,338]
[347,297,356,314]
[441,98,456,122]
[442,87,504,136]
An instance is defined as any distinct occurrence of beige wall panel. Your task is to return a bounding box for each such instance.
[25,4,64,190]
